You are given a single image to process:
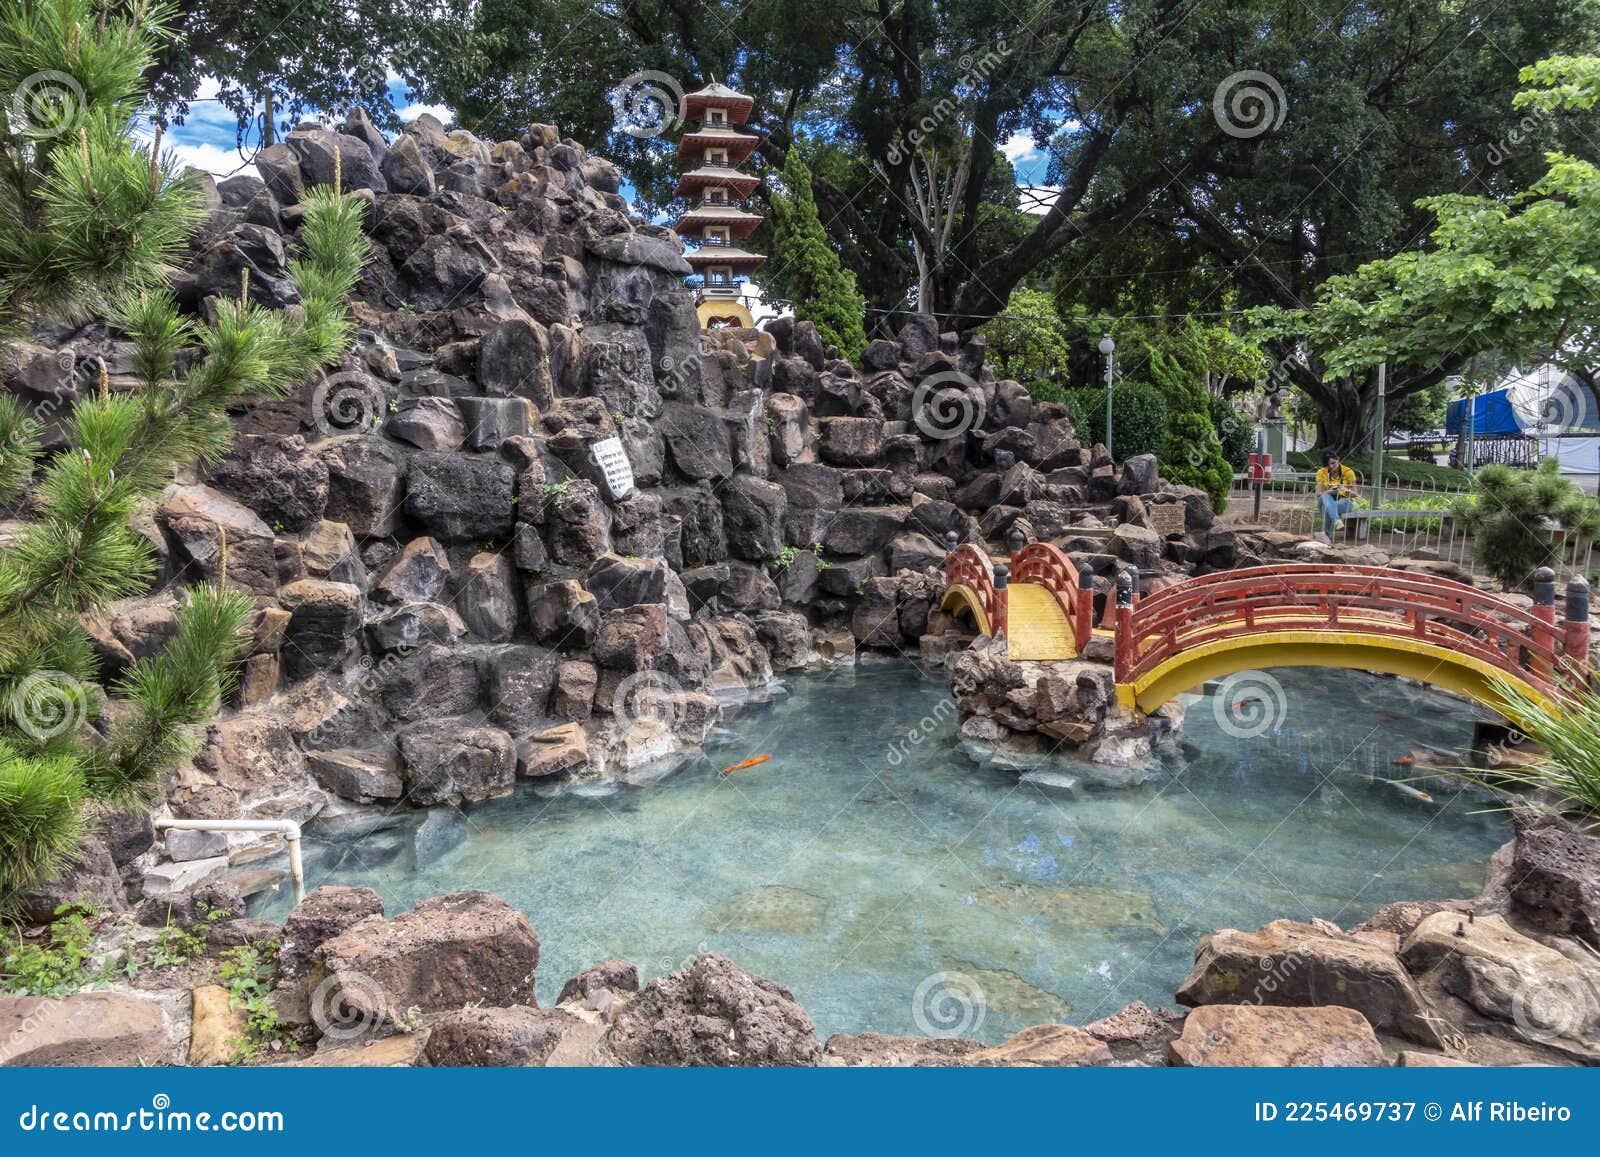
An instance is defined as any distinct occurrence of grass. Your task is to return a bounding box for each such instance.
[1464,674,1600,830]
[1287,451,1473,491]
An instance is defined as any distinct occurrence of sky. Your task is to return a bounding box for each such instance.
[158,79,1059,211]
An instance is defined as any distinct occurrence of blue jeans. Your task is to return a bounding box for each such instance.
[1319,492,1354,535]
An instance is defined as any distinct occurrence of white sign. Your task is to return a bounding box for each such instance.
[591,435,635,500]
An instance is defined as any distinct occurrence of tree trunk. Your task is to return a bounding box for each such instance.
[1312,391,1371,456]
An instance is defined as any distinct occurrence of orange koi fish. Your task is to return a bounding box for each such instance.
[719,754,772,775]
[1392,756,1415,767]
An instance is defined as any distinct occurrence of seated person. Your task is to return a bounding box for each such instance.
[1315,453,1358,540]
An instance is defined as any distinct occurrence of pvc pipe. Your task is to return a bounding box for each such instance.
[153,817,304,905]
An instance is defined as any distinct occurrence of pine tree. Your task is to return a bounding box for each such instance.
[0,0,369,910]
[768,146,867,363]
[1148,325,1232,512]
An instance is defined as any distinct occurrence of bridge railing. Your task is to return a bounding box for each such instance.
[943,537,1004,636]
[1007,531,1094,649]
[1113,563,1592,697]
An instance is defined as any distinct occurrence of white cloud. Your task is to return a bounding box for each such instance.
[397,102,453,125]
[169,141,255,179]
[1017,185,1060,216]
[1002,133,1038,163]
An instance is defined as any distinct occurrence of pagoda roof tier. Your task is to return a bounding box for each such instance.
[673,207,764,240]
[676,126,759,164]
[673,165,762,199]
[686,246,767,271]
[684,83,754,124]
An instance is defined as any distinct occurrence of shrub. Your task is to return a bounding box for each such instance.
[1064,384,1168,461]
[1208,394,1256,470]
[1452,459,1600,590]
[1466,674,1600,829]
[1148,346,1231,511]
[1025,379,1069,406]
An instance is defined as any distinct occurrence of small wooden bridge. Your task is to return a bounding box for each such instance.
[943,536,1592,717]
[940,533,1093,660]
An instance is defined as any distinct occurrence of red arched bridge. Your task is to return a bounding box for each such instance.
[943,537,1591,717]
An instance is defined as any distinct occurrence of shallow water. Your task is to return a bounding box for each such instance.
[263,663,1509,1044]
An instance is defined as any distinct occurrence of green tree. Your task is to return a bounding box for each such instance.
[1452,461,1600,591]
[767,145,866,362]
[981,287,1070,381]
[0,0,368,909]
[1147,337,1231,511]
[1252,53,1600,450]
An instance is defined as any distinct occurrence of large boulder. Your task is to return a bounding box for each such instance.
[398,720,517,805]
[0,992,171,1066]
[479,318,552,404]
[603,954,820,1066]
[405,452,516,542]
[659,402,733,481]
[425,1006,579,1066]
[206,434,329,533]
[379,643,482,720]
[1176,919,1443,1046]
[967,1024,1113,1067]
[1400,911,1600,1054]
[159,483,278,596]
[12,837,126,924]
[1510,819,1600,947]
[278,886,385,980]
[277,578,362,678]
[721,476,787,561]
[319,436,404,539]
[585,553,671,611]
[1168,1005,1385,1066]
[317,891,540,1020]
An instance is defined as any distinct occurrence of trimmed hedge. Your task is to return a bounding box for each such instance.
[1063,384,1168,461]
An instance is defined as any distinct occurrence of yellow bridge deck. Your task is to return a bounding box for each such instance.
[1003,582,1077,661]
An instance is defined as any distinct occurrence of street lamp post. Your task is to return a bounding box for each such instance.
[1099,334,1116,460]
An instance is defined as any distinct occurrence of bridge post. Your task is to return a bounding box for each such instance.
[1076,562,1095,649]
[1113,568,1135,680]
[1008,527,1026,559]
[1564,576,1590,673]
[944,530,959,555]
[993,561,1009,640]
[1531,566,1558,680]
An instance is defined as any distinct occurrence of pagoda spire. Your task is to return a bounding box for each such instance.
[674,81,764,329]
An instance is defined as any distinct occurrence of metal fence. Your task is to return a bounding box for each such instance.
[1226,473,1596,586]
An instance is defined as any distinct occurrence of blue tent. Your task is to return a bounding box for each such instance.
[1446,390,1523,436]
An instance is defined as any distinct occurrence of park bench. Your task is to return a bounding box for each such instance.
[1340,507,1454,543]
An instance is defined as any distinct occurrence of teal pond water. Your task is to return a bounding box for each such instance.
[261,663,1509,1044]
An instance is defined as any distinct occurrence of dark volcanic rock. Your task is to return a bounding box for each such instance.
[603,953,820,1066]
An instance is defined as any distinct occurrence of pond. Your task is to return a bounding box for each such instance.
[261,662,1509,1044]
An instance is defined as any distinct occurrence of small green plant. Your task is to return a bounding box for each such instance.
[855,577,869,595]
[773,545,799,572]
[613,411,625,426]
[150,903,228,967]
[812,545,833,572]
[541,478,574,506]
[766,417,778,438]
[1,901,100,996]
[218,941,296,1062]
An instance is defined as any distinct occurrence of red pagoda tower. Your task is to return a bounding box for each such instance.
[674,82,765,328]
